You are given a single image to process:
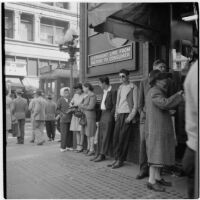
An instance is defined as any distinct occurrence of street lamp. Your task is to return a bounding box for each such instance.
[59,28,79,94]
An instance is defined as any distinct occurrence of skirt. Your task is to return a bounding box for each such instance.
[70,115,82,131]
[84,118,96,137]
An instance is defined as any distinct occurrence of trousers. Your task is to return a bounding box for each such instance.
[60,122,73,149]
[97,111,114,156]
[17,119,25,144]
[113,113,132,162]
[34,120,45,144]
[139,122,149,173]
[45,121,55,140]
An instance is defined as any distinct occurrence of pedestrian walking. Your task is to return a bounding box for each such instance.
[12,89,28,144]
[182,60,198,199]
[107,69,138,169]
[90,77,117,162]
[6,89,13,143]
[70,83,85,152]
[45,94,57,141]
[32,89,46,145]
[136,59,168,179]
[145,70,184,192]
[29,91,37,143]
[57,87,73,152]
[79,83,97,156]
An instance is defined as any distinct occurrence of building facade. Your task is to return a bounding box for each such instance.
[4,2,79,100]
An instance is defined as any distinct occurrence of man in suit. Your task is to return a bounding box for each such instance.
[32,89,46,145]
[12,89,28,144]
[107,69,138,169]
[136,59,167,179]
[91,77,117,162]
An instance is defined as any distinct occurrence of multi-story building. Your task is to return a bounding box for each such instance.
[4,2,79,100]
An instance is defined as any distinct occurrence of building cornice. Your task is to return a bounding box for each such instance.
[5,2,80,18]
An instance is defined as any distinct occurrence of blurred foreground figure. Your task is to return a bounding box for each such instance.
[182,60,198,199]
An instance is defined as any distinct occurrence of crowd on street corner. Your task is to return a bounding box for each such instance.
[6,58,198,198]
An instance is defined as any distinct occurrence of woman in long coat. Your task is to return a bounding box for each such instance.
[145,70,184,192]
[79,83,97,156]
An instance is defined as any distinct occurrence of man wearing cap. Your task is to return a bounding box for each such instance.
[29,91,37,143]
[12,89,28,144]
[32,89,47,145]
[107,69,138,169]
[45,94,57,141]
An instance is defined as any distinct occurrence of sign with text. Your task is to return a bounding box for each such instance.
[88,44,133,67]
[39,65,52,74]
[5,61,27,76]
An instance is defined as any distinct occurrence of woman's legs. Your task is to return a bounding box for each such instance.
[75,131,80,150]
[87,136,90,151]
[149,166,156,184]
[155,167,162,180]
[80,129,84,150]
[89,136,94,152]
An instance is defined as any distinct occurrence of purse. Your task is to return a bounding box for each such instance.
[79,113,87,126]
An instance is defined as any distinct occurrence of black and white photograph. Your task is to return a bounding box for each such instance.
[2,1,199,199]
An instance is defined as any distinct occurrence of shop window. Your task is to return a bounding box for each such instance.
[27,59,38,76]
[50,61,59,70]
[59,61,70,69]
[5,10,14,39]
[20,14,33,41]
[6,55,15,62]
[40,18,67,45]
[16,57,27,63]
[55,2,69,9]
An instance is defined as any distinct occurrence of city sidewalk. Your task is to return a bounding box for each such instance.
[6,123,188,199]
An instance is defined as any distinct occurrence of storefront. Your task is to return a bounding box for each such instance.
[80,3,198,163]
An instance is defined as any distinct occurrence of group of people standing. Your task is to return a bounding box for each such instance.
[5,58,197,197]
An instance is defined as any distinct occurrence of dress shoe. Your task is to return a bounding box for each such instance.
[37,141,45,145]
[136,172,149,179]
[60,148,66,152]
[90,155,99,161]
[112,160,123,169]
[30,140,34,143]
[146,182,165,192]
[156,178,172,187]
[83,149,89,154]
[94,155,105,162]
[107,160,117,167]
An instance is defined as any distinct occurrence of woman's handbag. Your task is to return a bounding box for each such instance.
[74,108,83,118]
[79,113,87,126]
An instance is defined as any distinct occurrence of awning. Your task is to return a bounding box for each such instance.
[88,3,170,44]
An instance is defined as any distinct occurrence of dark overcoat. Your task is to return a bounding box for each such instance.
[145,86,183,166]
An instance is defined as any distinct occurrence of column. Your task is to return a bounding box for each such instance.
[14,10,21,40]
[34,14,40,43]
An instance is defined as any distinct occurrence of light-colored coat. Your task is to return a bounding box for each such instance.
[145,86,183,166]
[33,97,46,121]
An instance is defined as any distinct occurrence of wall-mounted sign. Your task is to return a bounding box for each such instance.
[39,65,52,74]
[88,44,133,67]
[5,61,27,76]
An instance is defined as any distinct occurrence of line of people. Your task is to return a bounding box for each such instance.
[5,58,197,196]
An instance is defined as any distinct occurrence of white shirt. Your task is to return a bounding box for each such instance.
[101,86,112,110]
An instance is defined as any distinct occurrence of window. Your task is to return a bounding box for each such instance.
[55,2,69,9]
[20,14,33,41]
[16,57,27,63]
[50,61,59,70]
[40,18,67,45]
[5,10,13,38]
[6,55,15,62]
[27,59,37,76]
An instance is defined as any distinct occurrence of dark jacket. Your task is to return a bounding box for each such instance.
[103,88,117,117]
[57,97,72,123]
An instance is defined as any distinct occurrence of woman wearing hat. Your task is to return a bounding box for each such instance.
[145,70,184,192]
[70,83,85,152]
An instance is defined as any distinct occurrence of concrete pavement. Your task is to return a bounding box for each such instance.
[6,122,188,199]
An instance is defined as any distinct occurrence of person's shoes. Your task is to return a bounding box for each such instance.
[87,151,95,156]
[30,140,34,143]
[60,148,66,152]
[107,160,117,167]
[83,149,89,154]
[156,178,172,187]
[77,148,84,153]
[48,138,52,141]
[146,182,165,192]
[136,172,149,179]
[37,141,45,145]
[94,155,105,162]
[90,155,99,161]
[69,148,74,151]
[112,160,123,169]
[65,148,70,151]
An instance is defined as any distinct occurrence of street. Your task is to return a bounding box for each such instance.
[6,122,188,199]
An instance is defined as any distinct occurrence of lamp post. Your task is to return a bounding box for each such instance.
[59,29,79,94]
